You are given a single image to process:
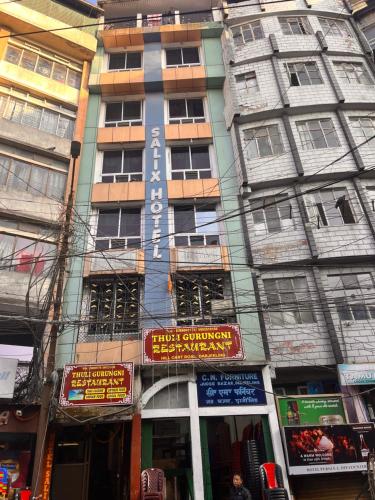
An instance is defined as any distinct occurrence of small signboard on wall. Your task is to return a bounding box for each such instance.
[59,363,133,407]
[197,371,266,406]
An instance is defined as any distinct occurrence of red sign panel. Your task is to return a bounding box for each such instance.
[143,324,244,364]
[59,363,133,407]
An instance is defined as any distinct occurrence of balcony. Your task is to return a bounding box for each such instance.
[97,126,146,146]
[84,248,144,275]
[96,70,145,96]
[91,181,145,203]
[170,245,230,272]
[100,8,222,48]
[163,66,206,93]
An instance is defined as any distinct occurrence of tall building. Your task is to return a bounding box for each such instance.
[0,0,100,496]
[52,1,289,499]
[223,0,375,496]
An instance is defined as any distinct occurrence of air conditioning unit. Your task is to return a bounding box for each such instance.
[211,299,235,315]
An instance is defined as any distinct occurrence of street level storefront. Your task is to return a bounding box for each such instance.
[339,364,375,422]
[141,365,289,500]
[50,362,138,500]
[0,406,39,499]
[277,394,371,499]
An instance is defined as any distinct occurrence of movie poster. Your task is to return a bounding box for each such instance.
[284,423,375,475]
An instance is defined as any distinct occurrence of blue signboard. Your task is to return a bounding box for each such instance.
[197,371,266,407]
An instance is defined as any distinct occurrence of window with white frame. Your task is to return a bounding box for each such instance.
[108,52,142,70]
[305,188,356,227]
[87,276,140,337]
[333,62,373,85]
[95,208,141,250]
[0,154,66,200]
[318,17,351,38]
[244,125,284,158]
[235,71,258,92]
[231,20,264,47]
[165,47,200,67]
[286,62,323,86]
[174,204,220,246]
[296,118,340,150]
[105,101,143,127]
[168,98,205,124]
[5,42,81,88]
[170,145,211,180]
[279,17,312,35]
[263,276,315,326]
[250,196,294,234]
[0,92,75,139]
[101,150,143,183]
[327,273,375,321]
[175,273,235,326]
[367,187,375,211]
[350,117,375,146]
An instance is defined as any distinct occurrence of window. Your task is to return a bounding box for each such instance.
[333,62,373,85]
[0,154,66,200]
[88,277,140,337]
[286,62,323,86]
[235,71,258,92]
[174,205,219,246]
[170,145,211,180]
[168,98,205,124]
[166,47,200,67]
[108,52,142,70]
[328,273,375,321]
[279,17,312,35]
[0,232,55,276]
[318,17,351,38]
[102,150,143,183]
[0,92,75,139]
[231,20,264,47]
[296,118,340,150]
[305,188,356,227]
[95,208,141,250]
[263,277,315,326]
[250,196,293,234]
[244,125,284,158]
[5,43,82,89]
[105,101,142,127]
[350,117,375,144]
[367,187,375,211]
[175,273,235,326]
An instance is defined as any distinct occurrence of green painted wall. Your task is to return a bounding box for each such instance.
[56,89,101,367]
[203,39,265,362]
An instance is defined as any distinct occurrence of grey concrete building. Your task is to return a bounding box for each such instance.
[222,0,375,494]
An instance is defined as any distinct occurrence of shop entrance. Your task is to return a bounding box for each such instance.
[51,422,131,500]
[202,415,268,500]
[143,418,193,500]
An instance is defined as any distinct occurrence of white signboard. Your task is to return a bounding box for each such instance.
[338,363,375,385]
[0,358,18,399]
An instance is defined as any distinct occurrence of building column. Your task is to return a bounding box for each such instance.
[263,366,291,497]
[188,380,205,500]
[130,414,142,500]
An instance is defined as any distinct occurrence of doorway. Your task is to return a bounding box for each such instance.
[204,415,267,500]
[51,422,131,500]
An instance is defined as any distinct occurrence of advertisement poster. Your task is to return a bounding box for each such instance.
[0,450,31,495]
[278,395,346,426]
[59,363,133,407]
[143,324,244,364]
[197,371,266,407]
[284,423,375,475]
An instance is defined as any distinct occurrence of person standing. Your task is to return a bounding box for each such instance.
[229,473,252,500]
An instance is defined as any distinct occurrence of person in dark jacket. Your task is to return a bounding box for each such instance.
[229,473,252,499]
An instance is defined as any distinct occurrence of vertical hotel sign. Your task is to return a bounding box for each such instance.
[150,127,163,260]
[59,363,133,407]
